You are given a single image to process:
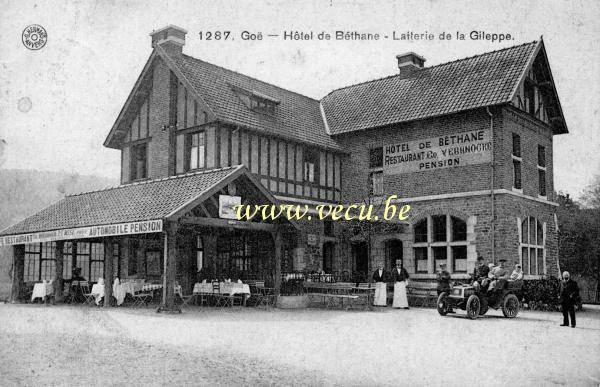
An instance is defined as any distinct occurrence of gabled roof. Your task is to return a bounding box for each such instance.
[170,54,342,150]
[321,40,567,135]
[105,39,567,151]
[0,165,284,237]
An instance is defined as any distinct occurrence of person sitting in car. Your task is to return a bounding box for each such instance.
[488,259,509,294]
[471,256,489,287]
[436,263,451,295]
[510,264,524,281]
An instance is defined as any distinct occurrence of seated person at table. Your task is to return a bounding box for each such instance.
[71,267,86,282]
[510,264,524,281]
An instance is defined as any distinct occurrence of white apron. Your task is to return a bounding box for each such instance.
[374,282,387,306]
[393,281,409,308]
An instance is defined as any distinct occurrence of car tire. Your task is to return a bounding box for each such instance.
[466,294,480,319]
[502,293,519,318]
[437,292,450,316]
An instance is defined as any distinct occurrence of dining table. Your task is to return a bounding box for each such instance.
[31,281,54,302]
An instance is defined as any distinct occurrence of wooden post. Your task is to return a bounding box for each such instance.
[272,231,282,306]
[54,241,65,303]
[158,221,180,313]
[104,239,114,307]
[10,245,25,303]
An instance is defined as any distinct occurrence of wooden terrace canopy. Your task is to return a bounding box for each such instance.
[0,165,297,311]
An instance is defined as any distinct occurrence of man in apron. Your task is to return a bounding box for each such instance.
[392,259,410,309]
[372,263,387,306]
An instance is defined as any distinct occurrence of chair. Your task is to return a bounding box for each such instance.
[212,281,228,307]
[81,282,96,305]
[258,286,276,307]
[178,287,196,308]
[132,291,153,308]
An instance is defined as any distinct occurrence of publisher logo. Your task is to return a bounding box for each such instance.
[22,25,47,50]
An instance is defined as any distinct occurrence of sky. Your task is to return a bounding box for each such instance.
[0,0,598,199]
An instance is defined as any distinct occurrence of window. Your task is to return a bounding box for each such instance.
[217,235,253,276]
[414,219,428,243]
[369,171,383,196]
[524,81,536,115]
[512,133,522,190]
[520,217,545,276]
[414,247,428,273]
[412,215,468,273]
[451,216,467,241]
[250,97,276,115]
[89,243,105,282]
[303,149,319,183]
[131,142,148,180]
[452,246,467,273]
[538,145,546,167]
[187,131,205,170]
[196,236,204,272]
[432,215,446,242]
[537,145,546,197]
[369,147,383,168]
[24,243,56,282]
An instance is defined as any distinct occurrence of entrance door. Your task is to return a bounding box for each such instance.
[352,242,369,279]
[385,240,403,269]
[322,242,334,273]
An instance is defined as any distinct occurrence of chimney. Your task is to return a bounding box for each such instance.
[396,52,426,77]
[150,25,187,57]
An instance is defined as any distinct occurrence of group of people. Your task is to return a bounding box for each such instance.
[372,259,410,309]
[467,257,524,295]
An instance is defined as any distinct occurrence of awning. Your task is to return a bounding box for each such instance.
[0,165,289,246]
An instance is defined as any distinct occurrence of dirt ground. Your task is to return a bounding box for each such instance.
[1,303,599,386]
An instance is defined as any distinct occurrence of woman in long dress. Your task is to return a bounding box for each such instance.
[372,263,387,306]
[392,259,409,309]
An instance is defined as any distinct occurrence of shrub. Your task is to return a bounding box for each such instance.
[521,277,561,311]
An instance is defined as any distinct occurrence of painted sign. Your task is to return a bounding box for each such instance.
[307,234,318,246]
[383,129,492,175]
[219,195,242,219]
[0,219,163,247]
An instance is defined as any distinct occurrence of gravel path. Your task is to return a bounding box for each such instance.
[1,304,599,386]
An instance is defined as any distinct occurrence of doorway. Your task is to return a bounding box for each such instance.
[385,239,403,270]
[322,242,334,273]
[352,242,369,278]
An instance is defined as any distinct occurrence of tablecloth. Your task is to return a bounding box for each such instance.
[90,284,104,305]
[31,282,54,301]
[193,282,250,295]
[112,283,182,305]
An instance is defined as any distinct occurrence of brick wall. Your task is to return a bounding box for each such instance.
[148,57,172,179]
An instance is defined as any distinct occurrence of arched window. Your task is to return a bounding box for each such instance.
[520,217,545,275]
[412,215,468,274]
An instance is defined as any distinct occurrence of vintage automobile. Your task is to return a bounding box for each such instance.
[437,280,522,319]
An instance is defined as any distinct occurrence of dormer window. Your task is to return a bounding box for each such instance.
[230,84,279,116]
[250,97,276,115]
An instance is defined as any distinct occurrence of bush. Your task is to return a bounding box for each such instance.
[521,277,562,311]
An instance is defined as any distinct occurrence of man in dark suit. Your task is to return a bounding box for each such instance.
[559,271,580,328]
[471,256,489,286]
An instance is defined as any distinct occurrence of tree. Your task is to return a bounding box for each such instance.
[556,175,600,302]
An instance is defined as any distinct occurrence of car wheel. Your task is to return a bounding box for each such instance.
[502,294,519,318]
[466,294,480,319]
[437,292,450,316]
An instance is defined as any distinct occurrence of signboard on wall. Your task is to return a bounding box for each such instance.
[307,234,318,246]
[0,219,163,247]
[219,195,242,219]
[383,129,492,175]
